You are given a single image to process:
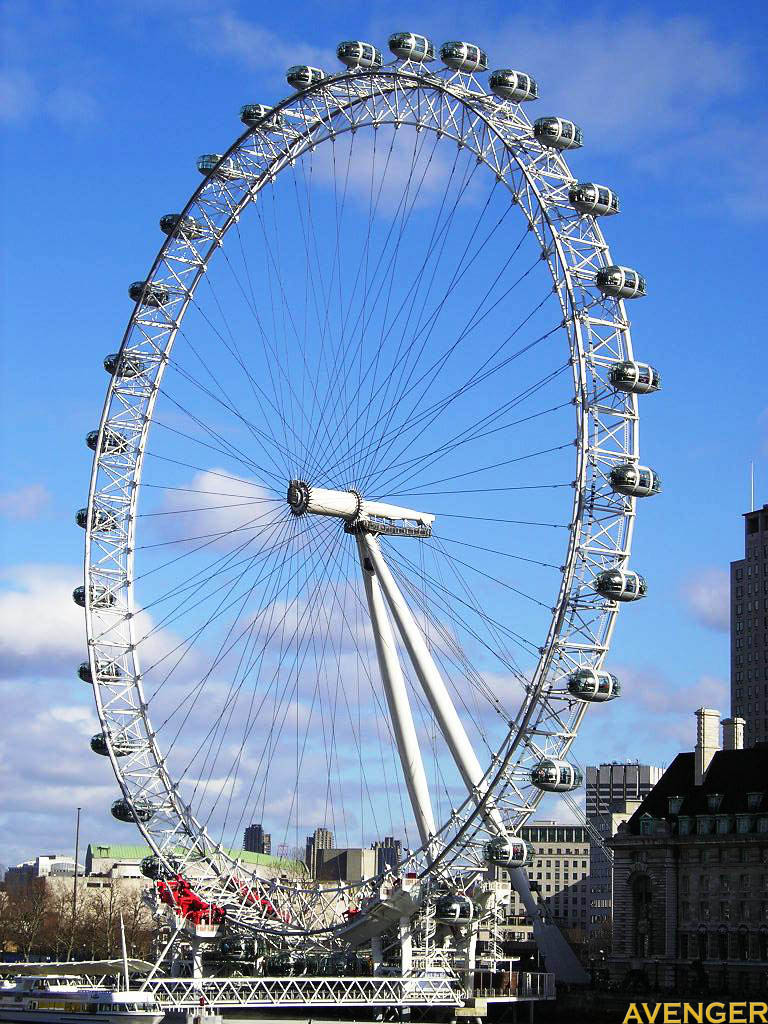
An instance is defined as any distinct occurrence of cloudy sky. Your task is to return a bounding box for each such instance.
[1,0,767,871]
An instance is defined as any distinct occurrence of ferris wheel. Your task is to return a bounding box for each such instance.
[76,33,660,977]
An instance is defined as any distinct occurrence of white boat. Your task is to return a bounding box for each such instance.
[0,976,164,1024]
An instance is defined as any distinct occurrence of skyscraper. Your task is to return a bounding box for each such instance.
[243,823,271,855]
[304,827,334,876]
[371,836,402,874]
[730,502,768,746]
[586,763,662,933]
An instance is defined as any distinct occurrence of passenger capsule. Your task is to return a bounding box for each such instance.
[531,758,583,793]
[239,104,283,130]
[609,463,661,498]
[594,568,647,602]
[78,660,123,684]
[128,280,170,307]
[286,65,326,90]
[533,117,583,150]
[336,41,383,70]
[104,351,145,378]
[72,584,116,609]
[159,213,206,239]
[90,733,137,757]
[440,41,488,73]
[596,265,646,299]
[111,798,155,824]
[388,32,435,62]
[86,428,130,455]
[609,360,661,395]
[567,668,621,702]
[196,154,242,181]
[569,182,619,216]
[435,894,474,924]
[489,69,538,102]
[75,507,118,532]
[484,835,532,868]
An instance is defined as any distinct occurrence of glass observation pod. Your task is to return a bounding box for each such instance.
[489,69,538,102]
[141,854,181,879]
[435,894,474,924]
[239,103,284,130]
[75,507,117,532]
[388,32,435,62]
[286,65,326,90]
[609,360,661,395]
[533,117,583,150]
[72,584,116,609]
[440,41,488,73]
[128,280,170,307]
[196,154,242,181]
[569,182,619,216]
[484,835,532,867]
[567,668,621,703]
[111,798,155,823]
[336,41,383,69]
[159,213,206,239]
[531,758,584,793]
[596,265,647,299]
[609,463,661,498]
[78,660,123,684]
[594,568,648,602]
[103,351,145,378]
[90,733,138,757]
[86,427,130,454]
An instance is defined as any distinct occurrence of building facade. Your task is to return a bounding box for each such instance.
[610,708,768,995]
[731,502,768,746]
[243,823,271,855]
[305,827,334,876]
[371,836,403,874]
[493,821,591,944]
[586,763,662,933]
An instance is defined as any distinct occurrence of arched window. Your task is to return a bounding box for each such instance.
[632,874,653,956]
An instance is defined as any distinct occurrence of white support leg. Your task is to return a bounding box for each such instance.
[357,535,437,857]
[361,533,506,836]
[361,534,589,985]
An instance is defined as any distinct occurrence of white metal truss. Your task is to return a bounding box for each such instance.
[82,55,645,945]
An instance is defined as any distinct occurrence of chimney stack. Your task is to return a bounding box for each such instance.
[694,707,720,785]
[722,716,745,751]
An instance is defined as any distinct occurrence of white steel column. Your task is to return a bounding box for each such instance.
[361,533,505,837]
[356,536,437,858]
[362,533,589,985]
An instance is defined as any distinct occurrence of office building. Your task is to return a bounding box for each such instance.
[586,763,662,932]
[731,501,768,746]
[243,823,271,855]
[610,708,768,994]
[371,836,403,874]
[305,827,334,876]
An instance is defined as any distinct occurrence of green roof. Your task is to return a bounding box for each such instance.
[87,842,306,874]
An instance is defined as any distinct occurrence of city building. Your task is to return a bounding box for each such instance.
[305,827,334,876]
[731,501,768,746]
[243,823,271,855]
[4,855,82,891]
[371,836,402,874]
[610,707,768,995]
[586,763,662,933]
[493,821,591,944]
[316,848,376,883]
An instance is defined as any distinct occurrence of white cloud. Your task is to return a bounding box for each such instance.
[0,483,51,519]
[186,10,327,72]
[682,567,730,632]
[0,68,37,121]
[0,564,84,677]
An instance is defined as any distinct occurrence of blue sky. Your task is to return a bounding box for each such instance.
[1,0,767,870]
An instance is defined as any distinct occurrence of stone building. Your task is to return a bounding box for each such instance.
[492,821,591,944]
[610,708,768,994]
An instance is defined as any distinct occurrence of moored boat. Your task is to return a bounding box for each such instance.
[0,976,164,1024]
